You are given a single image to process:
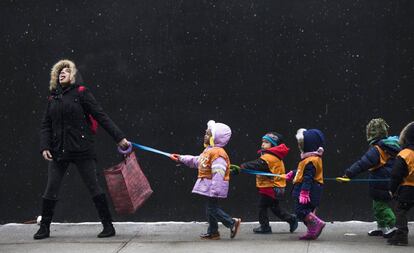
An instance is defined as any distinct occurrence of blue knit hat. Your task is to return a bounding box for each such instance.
[303,129,325,152]
[262,132,283,147]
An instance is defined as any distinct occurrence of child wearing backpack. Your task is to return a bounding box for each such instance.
[341,118,400,238]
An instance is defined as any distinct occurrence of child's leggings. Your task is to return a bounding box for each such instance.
[294,199,317,221]
[373,200,396,228]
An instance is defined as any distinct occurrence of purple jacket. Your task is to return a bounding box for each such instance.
[180,121,232,198]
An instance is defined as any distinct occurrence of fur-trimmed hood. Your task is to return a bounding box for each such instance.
[49,59,78,91]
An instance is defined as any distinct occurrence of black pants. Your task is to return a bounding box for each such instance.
[395,201,414,232]
[259,194,293,227]
[43,159,103,200]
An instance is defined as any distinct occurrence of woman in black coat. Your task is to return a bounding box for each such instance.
[35,59,130,240]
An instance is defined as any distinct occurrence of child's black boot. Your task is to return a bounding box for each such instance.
[387,229,408,246]
[253,225,272,234]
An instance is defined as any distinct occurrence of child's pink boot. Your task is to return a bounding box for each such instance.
[299,213,325,240]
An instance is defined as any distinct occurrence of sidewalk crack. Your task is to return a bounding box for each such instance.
[113,226,142,253]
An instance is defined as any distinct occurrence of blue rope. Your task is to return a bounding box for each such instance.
[240,169,390,183]
[128,143,392,184]
[324,178,390,182]
[241,169,283,177]
[130,142,171,157]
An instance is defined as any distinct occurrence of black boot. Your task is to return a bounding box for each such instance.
[92,194,116,238]
[288,215,299,233]
[98,222,116,238]
[253,225,272,234]
[387,229,408,246]
[33,198,57,240]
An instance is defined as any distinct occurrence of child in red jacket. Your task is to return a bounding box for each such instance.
[231,132,298,233]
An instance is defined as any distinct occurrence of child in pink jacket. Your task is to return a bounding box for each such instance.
[171,120,241,240]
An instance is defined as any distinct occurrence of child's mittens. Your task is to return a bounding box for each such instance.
[230,164,241,176]
[299,190,311,204]
[336,175,350,183]
[170,154,181,162]
[285,171,294,181]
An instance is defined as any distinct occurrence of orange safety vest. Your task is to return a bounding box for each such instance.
[293,156,324,184]
[369,145,391,171]
[197,147,230,181]
[397,148,414,187]
[256,153,287,188]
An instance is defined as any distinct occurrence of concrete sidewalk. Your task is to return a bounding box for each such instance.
[0,221,413,253]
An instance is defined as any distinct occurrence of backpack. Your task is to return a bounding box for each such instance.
[77,86,98,134]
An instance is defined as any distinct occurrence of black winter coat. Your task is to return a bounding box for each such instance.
[40,84,126,161]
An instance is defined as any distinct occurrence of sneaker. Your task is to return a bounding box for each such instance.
[230,218,241,239]
[200,232,220,240]
[253,226,272,234]
[383,227,398,238]
[368,228,383,236]
[387,230,408,246]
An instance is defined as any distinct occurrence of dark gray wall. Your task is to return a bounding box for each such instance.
[1,0,413,223]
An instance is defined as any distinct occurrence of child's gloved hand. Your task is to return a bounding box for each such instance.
[170,154,181,162]
[389,191,397,200]
[336,175,350,183]
[285,171,294,181]
[299,190,310,204]
[230,164,241,176]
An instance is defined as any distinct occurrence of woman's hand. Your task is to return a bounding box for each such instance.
[42,150,53,161]
[118,138,130,150]
[117,138,132,154]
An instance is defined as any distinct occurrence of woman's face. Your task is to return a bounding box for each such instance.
[59,67,71,85]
